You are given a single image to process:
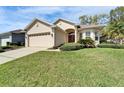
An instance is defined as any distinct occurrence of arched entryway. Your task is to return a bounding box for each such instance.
[68,32,75,42]
[65,29,75,43]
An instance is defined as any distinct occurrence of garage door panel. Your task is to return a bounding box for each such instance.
[1,38,10,46]
[29,35,53,47]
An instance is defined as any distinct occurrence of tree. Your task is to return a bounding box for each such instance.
[91,15,98,25]
[103,7,124,44]
[103,22,124,44]
[110,7,124,24]
[79,14,109,25]
[98,14,110,24]
[79,15,91,25]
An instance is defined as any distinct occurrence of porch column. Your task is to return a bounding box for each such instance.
[98,32,100,44]
[75,27,78,43]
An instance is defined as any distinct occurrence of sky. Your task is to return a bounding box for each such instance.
[0,6,117,33]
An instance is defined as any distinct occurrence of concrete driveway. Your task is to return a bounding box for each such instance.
[0,47,47,65]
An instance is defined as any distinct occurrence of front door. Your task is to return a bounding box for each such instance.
[68,32,75,42]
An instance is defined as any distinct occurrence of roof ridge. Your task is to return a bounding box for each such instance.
[24,18,53,31]
[34,18,53,26]
[53,18,76,25]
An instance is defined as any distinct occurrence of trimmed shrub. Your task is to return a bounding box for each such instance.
[60,43,83,51]
[97,44,124,49]
[78,38,95,48]
[0,48,4,53]
[1,46,12,49]
[16,42,25,46]
[8,42,25,46]
[7,42,11,46]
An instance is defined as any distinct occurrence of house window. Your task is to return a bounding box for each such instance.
[86,32,91,39]
[95,32,99,41]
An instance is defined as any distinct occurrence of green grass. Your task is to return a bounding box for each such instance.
[0,48,124,87]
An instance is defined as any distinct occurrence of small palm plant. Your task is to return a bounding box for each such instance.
[102,22,124,44]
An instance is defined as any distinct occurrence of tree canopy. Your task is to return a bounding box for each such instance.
[79,7,124,44]
[79,14,109,25]
[110,7,124,24]
[103,7,124,44]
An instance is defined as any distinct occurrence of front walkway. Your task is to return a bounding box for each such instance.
[0,47,47,65]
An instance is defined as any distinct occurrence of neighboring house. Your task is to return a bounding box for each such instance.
[25,18,104,48]
[0,29,25,46]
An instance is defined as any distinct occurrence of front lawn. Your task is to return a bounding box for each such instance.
[0,48,124,87]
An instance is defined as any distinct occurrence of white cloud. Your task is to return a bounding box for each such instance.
[0,6,117,33]
[0,8,28,33]
[16,6,65,15]
[58,6,117,23]
[4,6,116,23]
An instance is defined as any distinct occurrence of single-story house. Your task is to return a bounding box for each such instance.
[0,29,25,46]
[25,18,104,48]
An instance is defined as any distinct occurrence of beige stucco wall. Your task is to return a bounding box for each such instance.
[55,30,67,46]
[56,20,75,31]
[27,21,52,34]
[25,21,54,47]
[79,28,101,45]
[55,20,79,43]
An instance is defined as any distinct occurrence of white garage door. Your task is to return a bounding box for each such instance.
[1,38,10,46]
[28,33,53,47]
